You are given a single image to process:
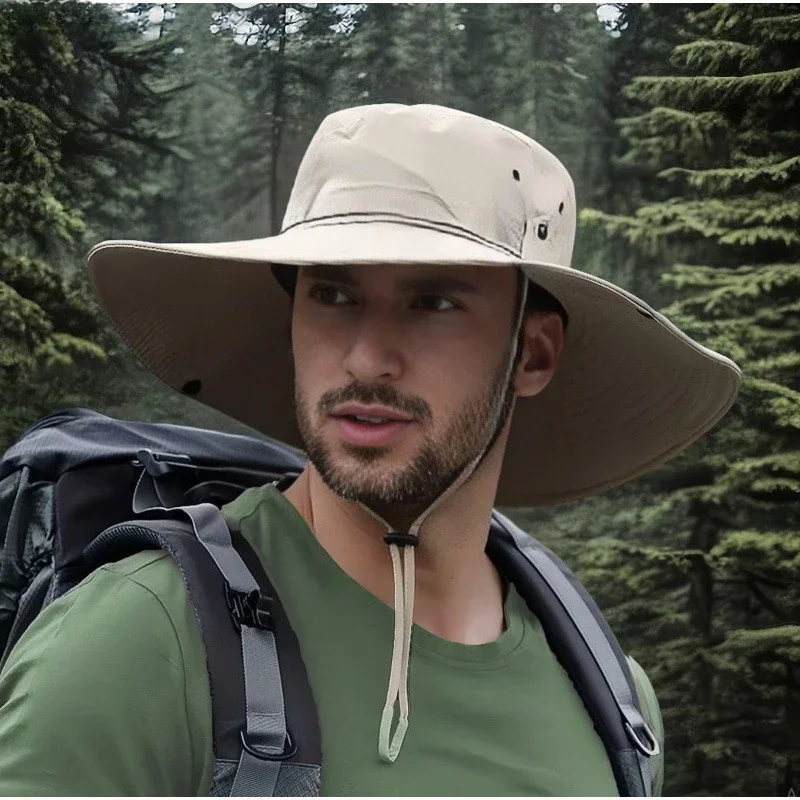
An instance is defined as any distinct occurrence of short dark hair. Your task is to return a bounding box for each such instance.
[518,271,569,330]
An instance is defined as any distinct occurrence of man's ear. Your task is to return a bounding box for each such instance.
[514,311,565,398]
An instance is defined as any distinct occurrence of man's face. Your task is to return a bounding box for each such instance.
[291,263,519,519]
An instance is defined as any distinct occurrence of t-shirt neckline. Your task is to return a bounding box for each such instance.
[262,482,529,668]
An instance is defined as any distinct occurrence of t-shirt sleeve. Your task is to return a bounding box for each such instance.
[0,553,211,796]
[627,654,665,796]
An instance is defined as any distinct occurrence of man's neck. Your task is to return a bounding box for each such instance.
[282,466,507,645]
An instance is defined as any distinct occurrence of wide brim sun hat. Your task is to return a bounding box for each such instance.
[87,103,741,508]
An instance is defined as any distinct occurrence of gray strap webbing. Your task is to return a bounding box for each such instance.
[495,510,658,796]
[132,468,185,513]
[133,472,287,795]
[527,547,655,795]
[232,750,281,797]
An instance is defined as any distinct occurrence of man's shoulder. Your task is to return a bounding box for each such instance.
[221,482,277,531]
[99,547,174,579]
[0,548,213,796]
[2,547,199,691]
[97,548,181,595]
[9,548,191,666]
[49,548,192,630]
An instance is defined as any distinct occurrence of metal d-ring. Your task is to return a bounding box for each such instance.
[624,718,661,757]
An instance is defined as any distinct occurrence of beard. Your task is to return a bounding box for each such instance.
[293,347,517,521]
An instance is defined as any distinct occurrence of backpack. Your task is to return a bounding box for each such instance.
[0,407,661,796]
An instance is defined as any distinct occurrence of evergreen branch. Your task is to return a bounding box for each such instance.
[625,66,800,108]
[745,378,800,408]
[718,226,800,248]
[64,105,189,159]
[671,39,760,74]
[661,263,799,290]
[750,13,800,44]
[636,197,800,232]
[617,107,730,164]
[659,155,800,192]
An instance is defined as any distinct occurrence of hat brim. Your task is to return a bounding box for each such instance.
[88,220,741,507]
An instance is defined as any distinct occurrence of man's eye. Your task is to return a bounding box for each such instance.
[311,285,352,305]
[412,295,457,312]
[310,287,456,312]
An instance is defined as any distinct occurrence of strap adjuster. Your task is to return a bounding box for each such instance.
[225,583,274,633]
[240,729,297,762]
[384,531,418,547]
[134,448,194,477]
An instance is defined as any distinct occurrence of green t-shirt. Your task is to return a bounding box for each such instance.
[0,483,664,796]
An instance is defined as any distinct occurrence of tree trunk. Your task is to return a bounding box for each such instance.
[687,501,718,792]
[270,4,288,235]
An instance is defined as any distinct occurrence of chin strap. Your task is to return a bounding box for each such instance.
[359,274,531,764]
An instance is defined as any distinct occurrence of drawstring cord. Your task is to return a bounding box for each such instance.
[357,274,531,764]
[378,539,416,761]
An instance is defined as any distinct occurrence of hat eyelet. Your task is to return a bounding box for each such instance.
[537,222,549,240]
[182,380,202,396]
[512,169,520,181]
[559,202,565,214]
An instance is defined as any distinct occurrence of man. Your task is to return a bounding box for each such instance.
[0,104,740,795]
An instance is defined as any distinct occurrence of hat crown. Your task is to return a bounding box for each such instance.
[282,104,577,267]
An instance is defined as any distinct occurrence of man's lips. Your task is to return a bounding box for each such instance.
[332,403,413,421]
[330,414,416,447]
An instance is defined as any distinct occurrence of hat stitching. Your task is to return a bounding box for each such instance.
[281,211,522,258]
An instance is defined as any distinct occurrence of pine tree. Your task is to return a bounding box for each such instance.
[0,2,107,449]
[148,3,248,242]
[339,3,464,107]
[215,3,347,236]
[555,4,800,794]
[454,3,614,212]
[579,3,696,297]
[0,1,186,450]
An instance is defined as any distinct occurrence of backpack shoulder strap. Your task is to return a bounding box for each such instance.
[232,523,322,769]
[487,510,660,797]
[81,502,320,797]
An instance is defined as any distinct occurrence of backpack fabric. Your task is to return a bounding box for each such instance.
[0,407,661,796]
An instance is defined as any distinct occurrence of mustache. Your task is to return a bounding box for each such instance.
[318,381,431,423]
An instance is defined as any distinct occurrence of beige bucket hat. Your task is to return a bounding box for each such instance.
[87,103,741,507]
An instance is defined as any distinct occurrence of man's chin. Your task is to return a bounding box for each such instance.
[312,458,425,513]
[321,467,405,505]
[303,430,459,518]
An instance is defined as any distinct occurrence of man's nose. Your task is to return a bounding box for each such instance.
[341,311,403,382]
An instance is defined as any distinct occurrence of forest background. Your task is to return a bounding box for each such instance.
[1,1,799,795]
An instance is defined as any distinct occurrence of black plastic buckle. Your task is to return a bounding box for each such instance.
[134,449,195,477]
[240,728,297,762]
[224,583,274,633]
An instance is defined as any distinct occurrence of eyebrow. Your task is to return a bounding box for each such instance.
[302,265,482,296]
